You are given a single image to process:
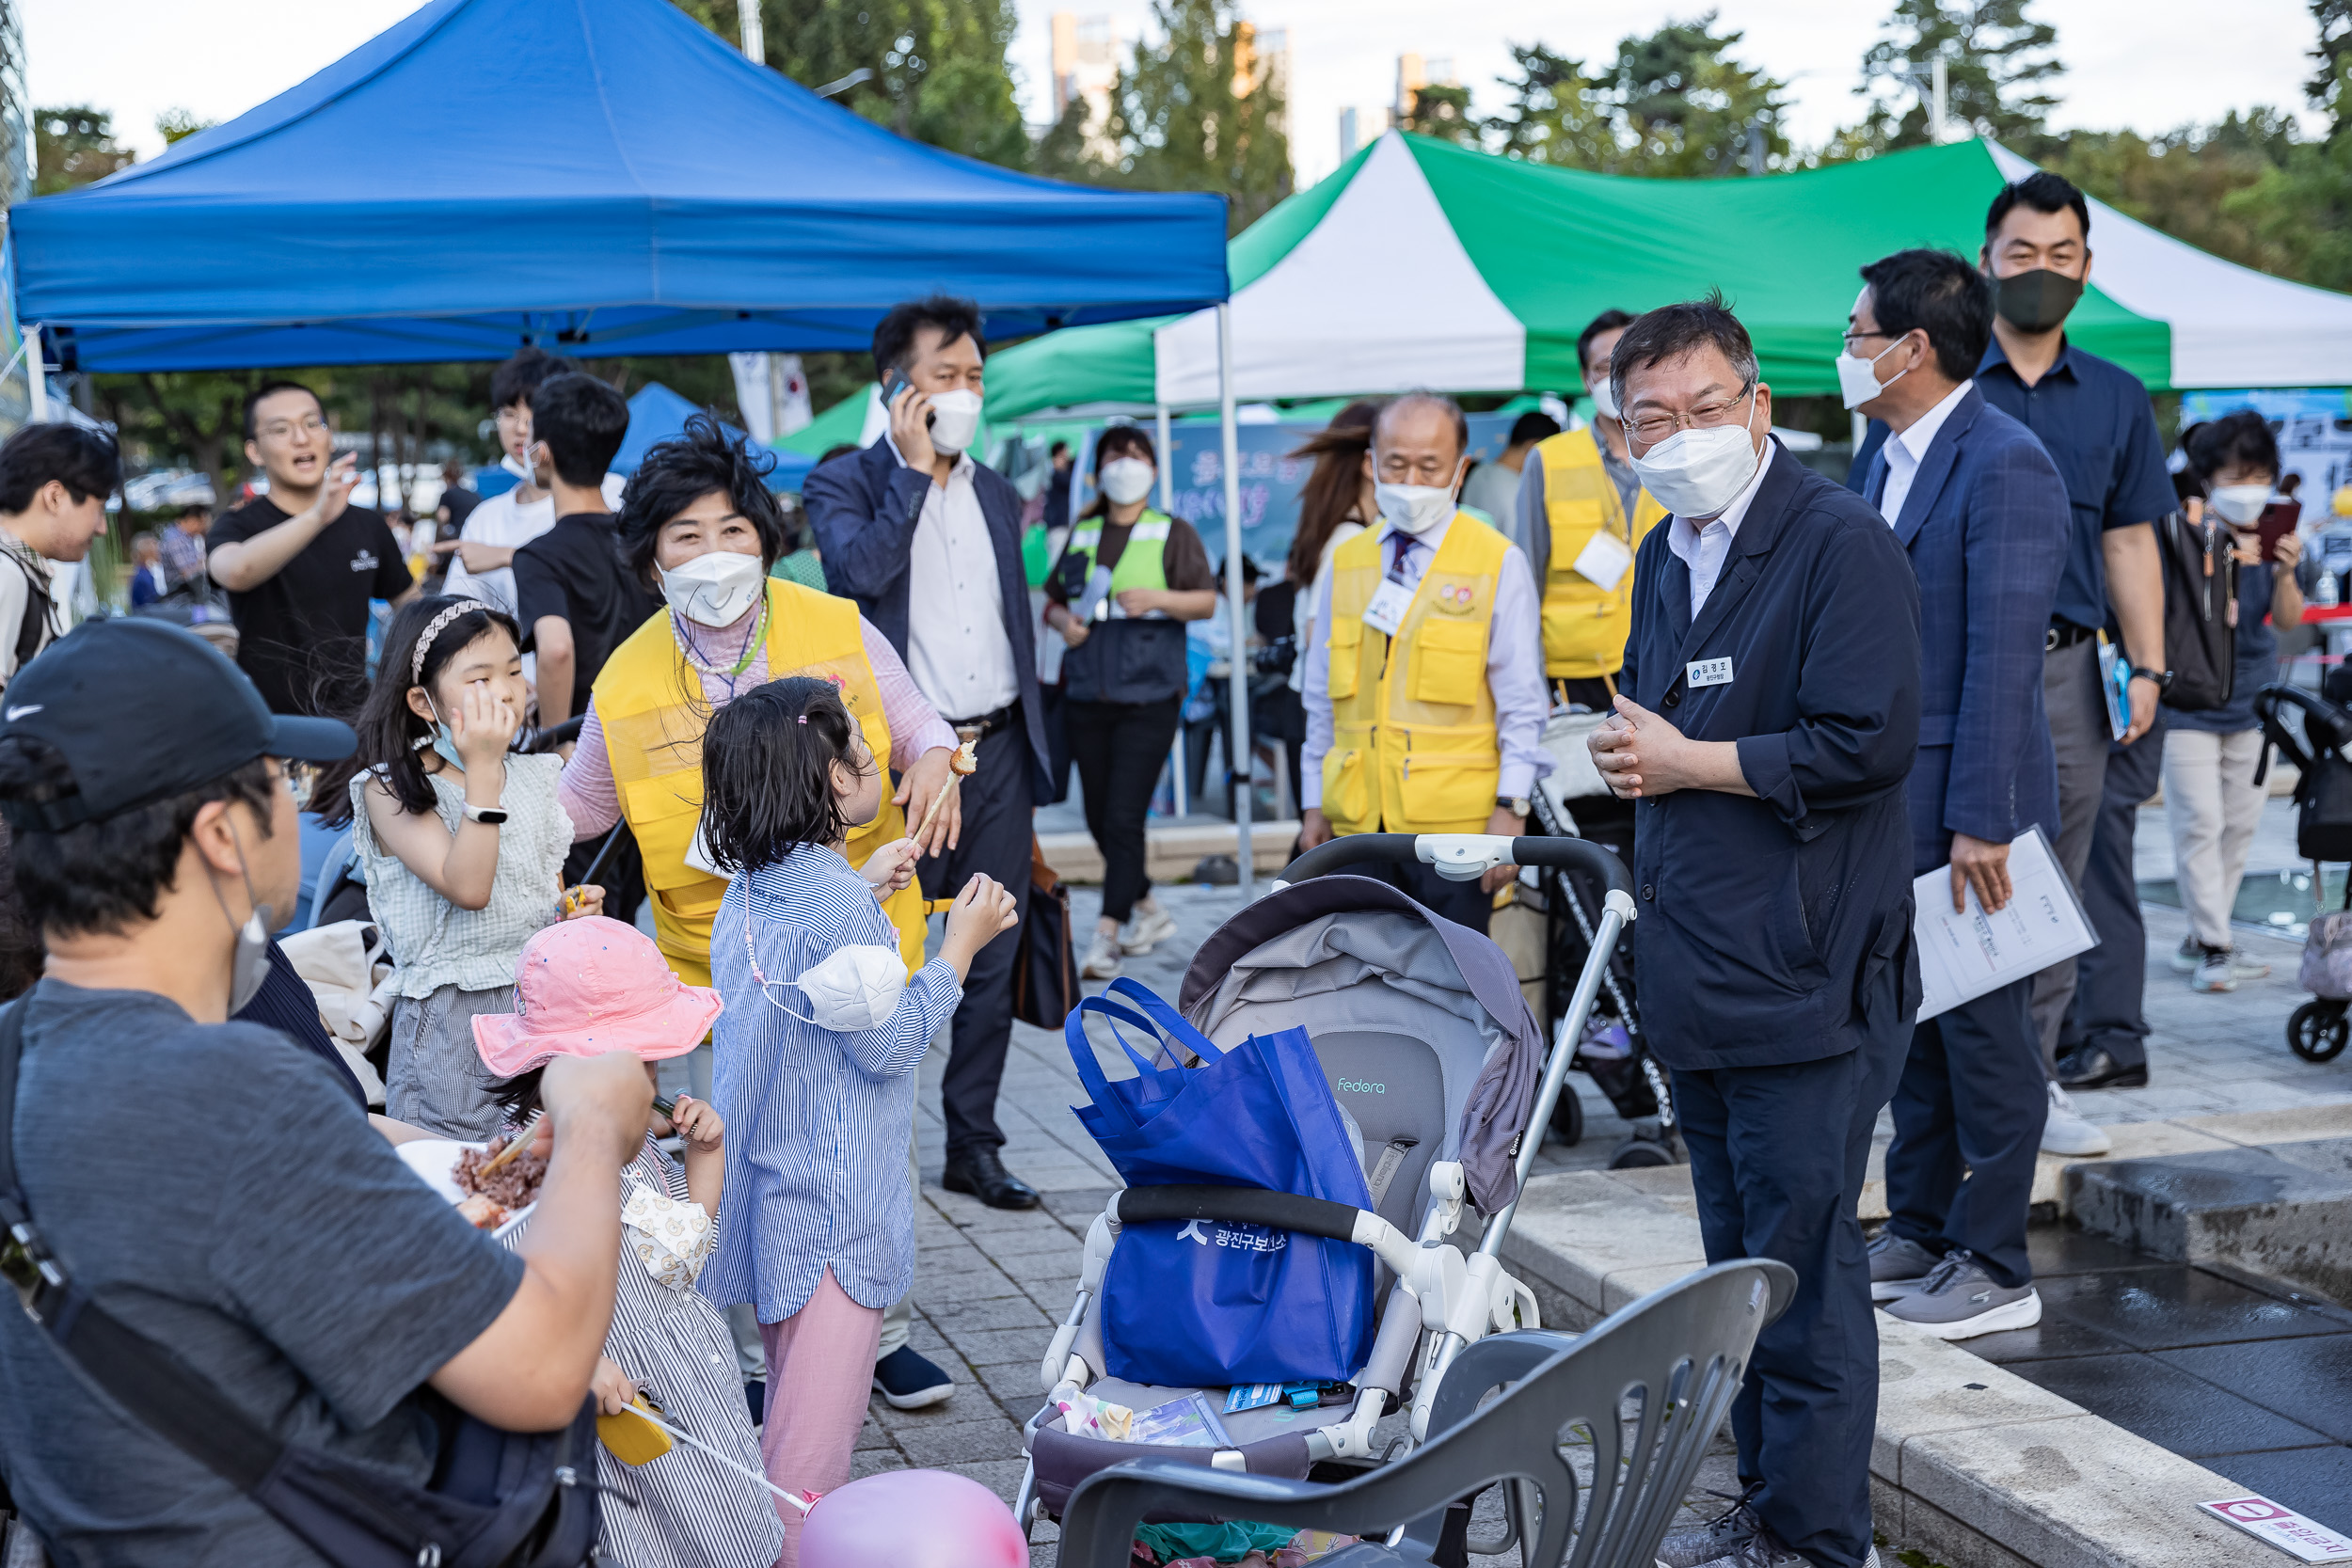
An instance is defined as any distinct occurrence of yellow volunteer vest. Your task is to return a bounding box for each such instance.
[1535,427,1667,679]
[596,578,925,986]
[1321,514,1508,837]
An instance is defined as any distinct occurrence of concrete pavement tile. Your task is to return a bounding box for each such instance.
[942,1456,1033,1505]
[849,1448,913,1480]
[2182,1102,2352,1146]
[894,1418,1029,1467]
[924,1295,1057,1335]
[935,1325,1058,1367]
[1870,1318,2097,1482]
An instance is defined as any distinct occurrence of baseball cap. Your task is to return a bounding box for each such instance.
[0,618,354,831]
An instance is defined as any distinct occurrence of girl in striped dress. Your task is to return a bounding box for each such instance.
[695,677,1017,1565]
[474,915,784,1568]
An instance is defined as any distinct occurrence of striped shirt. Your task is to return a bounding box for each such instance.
[698,847,961,1320]
[347,753,573,997]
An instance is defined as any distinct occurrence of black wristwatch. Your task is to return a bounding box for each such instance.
[1496,795,1531,816]
[461,802,509,826]
[2129,667,2176,692]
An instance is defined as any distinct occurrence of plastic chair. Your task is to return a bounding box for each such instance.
[1053,1257,1797,1568]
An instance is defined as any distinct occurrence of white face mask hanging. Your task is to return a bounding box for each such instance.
[744,911,910,1031]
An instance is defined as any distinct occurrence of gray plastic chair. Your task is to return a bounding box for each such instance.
[1053,1258,1797,1568]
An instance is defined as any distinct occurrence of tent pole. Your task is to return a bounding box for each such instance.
[1155,404,1173,512]
[24,325,45,424]
[1217,302,1252,898]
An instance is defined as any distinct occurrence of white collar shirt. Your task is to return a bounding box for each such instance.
[1875,379,1974,530]
[886,433,1019,720]
[1663,442,1775,619]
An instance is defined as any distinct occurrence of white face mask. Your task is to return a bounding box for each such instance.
[1836,337,1912,412]
[1374,457,1463,536]
[1099,457,1156,506]
[2207,484,2273,527]
[1589,375,1619,420]
[660,549,765,628]
[1627,393,1763,520]
[927,388,983,455]
[767,943,909,1032]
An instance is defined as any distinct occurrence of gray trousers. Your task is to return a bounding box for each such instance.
[2030,637,2109,1073]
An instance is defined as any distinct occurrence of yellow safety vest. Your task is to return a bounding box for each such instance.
[595,578,925,986]
[1535,427,1667,679]
[1321,514,1507,837]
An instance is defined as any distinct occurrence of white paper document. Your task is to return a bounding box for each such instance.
[2197,1496,2352,1562]
[1912,826,2094,1022]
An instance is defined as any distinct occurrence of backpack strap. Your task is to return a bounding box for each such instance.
[7,556,50,674]
[0,999,282,1495]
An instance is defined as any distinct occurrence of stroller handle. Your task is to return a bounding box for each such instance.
[1279,832,1631,897]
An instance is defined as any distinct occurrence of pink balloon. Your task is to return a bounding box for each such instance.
[798,1468,1028,1568]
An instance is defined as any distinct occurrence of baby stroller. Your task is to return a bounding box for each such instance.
[1530,709,1682,1168]
[2255,676,2352,1062]
[1012,832,1634,1540]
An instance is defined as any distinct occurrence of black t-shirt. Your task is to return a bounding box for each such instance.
[0,979,523,1565]
[512,513,660,715]
[210,498,413,716]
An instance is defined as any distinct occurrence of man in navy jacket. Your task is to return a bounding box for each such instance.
[1591,297,1919,1568]
[1845,251,2068,1341]
[804,295,1054,1222]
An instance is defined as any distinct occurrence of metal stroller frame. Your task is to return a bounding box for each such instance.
[2254,678,2352,1063]
[1011,832,1635,1541]
[1052,1259,1797,1568]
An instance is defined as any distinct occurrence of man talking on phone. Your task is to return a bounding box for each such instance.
[803,294,1050,1219]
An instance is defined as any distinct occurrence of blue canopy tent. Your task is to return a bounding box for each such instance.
[612,382,814,490]
[8,0,1228,372]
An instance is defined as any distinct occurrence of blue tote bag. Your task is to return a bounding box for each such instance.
[1065,978,1375,1388]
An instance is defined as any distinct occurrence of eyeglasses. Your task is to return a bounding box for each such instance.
[256,416,329,442]
[1624,385,1756,447]
[273,758,318,812]
[1841,328,1897,350]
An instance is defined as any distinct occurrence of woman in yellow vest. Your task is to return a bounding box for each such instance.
[554,418,964,988]
[1041,427,1219,980]
[1517,309,1670,713]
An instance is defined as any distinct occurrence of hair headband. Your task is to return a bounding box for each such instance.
[412,599,489,687]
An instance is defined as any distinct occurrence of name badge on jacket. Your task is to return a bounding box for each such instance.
[1361,578,1416,638]
[1687,657,1734,689]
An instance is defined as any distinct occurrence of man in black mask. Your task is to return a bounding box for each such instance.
[1974,173,2177,1143]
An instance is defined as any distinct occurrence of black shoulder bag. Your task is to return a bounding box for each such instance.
[2155,507,2237,713]
[0,1002,602,1568]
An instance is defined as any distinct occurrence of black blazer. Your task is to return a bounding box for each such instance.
[803,438,1052,794]
[1621,442,1924,1071]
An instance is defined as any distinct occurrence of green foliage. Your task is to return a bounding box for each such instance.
[675,0,1028,169]
[1403,86,1479,148]
[33,105,132,195]
[1092,0,1293,233]
[154,108,215,147]
[2311,0,2352,135]
[1485,14,1789,177]
[2042,115,2301,277]
[1853,0,2062,152]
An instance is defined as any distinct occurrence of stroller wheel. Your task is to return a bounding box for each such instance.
[1549,1084,1585,1147]
[2287,1001,2351,1063]
[1608,1135,1677,1170]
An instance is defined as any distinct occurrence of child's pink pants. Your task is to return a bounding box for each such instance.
[758,1266,884,1568]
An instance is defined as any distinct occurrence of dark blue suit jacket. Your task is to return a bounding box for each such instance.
[803,438,1053,793]
[1623,442,1923,1071]
[1867,388,2068,878]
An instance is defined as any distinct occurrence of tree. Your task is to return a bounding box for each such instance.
[674,0,1029,169]
[156,109,215,146]
[1402,85,1478,148]
[1853,0,2062,152]
[33,105,132,195]
[1082,0,1293,234]
[2310,0,2352,135]
[1484,16,1789,178]
[2040,114,2299,278]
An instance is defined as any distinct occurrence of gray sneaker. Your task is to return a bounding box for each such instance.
[1688,1543,1881,1568]
[1657,1495,1763,1568]
[1867,1231,1944,1302]
[1880,1250,2041,1340]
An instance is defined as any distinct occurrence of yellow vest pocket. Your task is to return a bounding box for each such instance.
[1409,617,1487,705]
[1326,618,1362,702]
[1400,751,1501,830]
[1321,747,1372,831]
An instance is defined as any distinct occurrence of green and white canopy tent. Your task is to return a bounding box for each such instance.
[985,130,2352,422]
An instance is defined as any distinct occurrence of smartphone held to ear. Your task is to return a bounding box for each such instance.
[881,372,932,429]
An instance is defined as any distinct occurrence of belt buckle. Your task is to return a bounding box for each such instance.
[2045,626,2062,652]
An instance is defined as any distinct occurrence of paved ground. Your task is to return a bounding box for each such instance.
[838,796,2352,1563]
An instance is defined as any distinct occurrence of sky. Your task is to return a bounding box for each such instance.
[24,0,2329,180]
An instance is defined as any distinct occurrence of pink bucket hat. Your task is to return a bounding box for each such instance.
[472,916,723,1078]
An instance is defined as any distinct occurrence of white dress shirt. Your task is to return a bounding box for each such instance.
[1873,379,1975,529]
[1300,514,1552,811]
[1664,443,1777,619]
[890,436,1019,720]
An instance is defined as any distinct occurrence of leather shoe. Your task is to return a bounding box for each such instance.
[2057,1044,2149,1090]
[942,1147,1041,1210]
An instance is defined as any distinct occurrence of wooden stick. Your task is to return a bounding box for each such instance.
[911,736,979,844]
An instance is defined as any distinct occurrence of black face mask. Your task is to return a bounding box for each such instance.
[1994,268,2085,334]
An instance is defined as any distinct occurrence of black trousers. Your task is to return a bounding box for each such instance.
[917,718,1035,1158]
[1348,854,1493,936]
[1883,975,2046,1289]
[2062,712,2167,1071]
[1674,1031,1903,1568]
[1066,695,1183,927]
